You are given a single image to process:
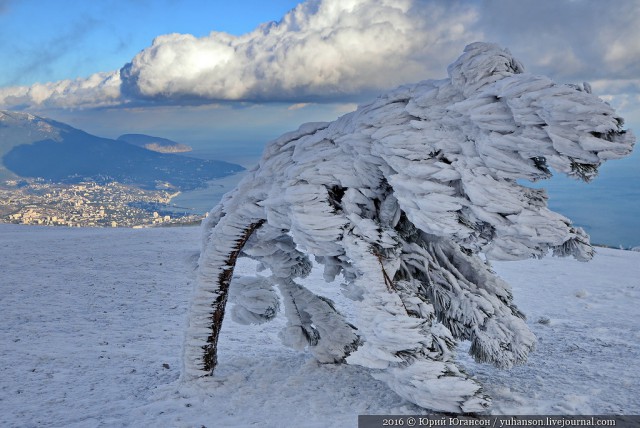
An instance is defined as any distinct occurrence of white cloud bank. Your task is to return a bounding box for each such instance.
[119,0,477,102]
[0,0,639,114]
[0,71,121,109]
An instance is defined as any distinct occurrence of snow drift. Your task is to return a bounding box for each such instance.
[189,42,635,413]
[2,225,639,426]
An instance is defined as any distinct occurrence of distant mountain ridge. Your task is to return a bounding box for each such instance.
[117,133,192,153]
[0,110,243,190]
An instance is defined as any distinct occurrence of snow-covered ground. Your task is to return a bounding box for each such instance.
[1,224,638,427]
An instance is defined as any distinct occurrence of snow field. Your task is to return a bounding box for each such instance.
[1,224,639,427]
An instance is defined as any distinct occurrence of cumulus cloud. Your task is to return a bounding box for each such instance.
[0,71,122,109]
[119,0,479,102]
[1,0,639,114]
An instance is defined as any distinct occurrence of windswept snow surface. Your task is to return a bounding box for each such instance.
[1,224,639,426]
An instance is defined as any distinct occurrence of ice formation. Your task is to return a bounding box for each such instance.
[186,43,635,412]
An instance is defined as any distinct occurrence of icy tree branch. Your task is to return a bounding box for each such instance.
[187,42,635,412]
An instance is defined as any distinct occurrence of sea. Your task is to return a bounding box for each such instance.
[533,148,640,249]
[168,172,247,215]
[176,141,640,249]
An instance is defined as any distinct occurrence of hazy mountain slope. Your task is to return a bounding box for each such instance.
[117,133,192,153]
[0,110,70,180]
[0,110,243,189]
[0,224,638,426]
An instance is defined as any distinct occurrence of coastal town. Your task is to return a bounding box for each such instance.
[0,179,204,228]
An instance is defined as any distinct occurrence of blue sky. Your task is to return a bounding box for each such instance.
[0,0,302,87]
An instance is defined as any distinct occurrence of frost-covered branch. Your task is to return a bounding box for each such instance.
[187,42,636,412]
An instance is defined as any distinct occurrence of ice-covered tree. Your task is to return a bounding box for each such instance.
[185,43,635,413]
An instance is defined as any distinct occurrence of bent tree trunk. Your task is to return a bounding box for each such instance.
[185,214,264,378]
[202,219,265,372]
